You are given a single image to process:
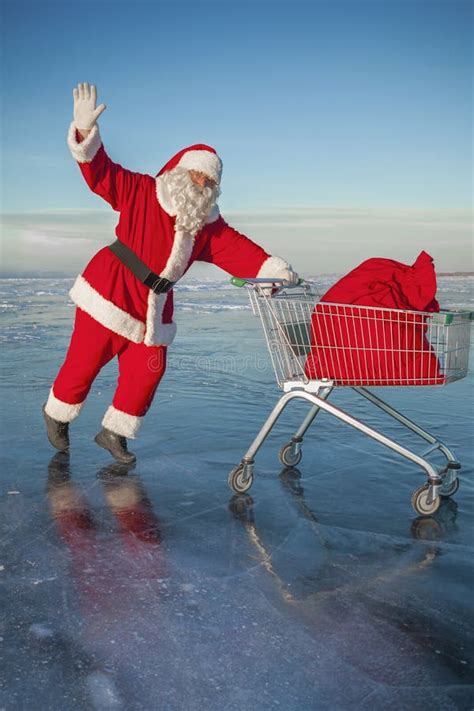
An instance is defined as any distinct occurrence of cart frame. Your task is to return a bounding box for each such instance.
[228,278,471,516]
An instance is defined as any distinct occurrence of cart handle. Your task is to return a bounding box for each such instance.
[230,276,305,288]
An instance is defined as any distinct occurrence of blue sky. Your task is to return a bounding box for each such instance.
[0,0,472,273]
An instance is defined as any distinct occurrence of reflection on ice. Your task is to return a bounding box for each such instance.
[1,447,472,710]
[1,274,473,708]
[227,468,472,694]
[44,455,169,709]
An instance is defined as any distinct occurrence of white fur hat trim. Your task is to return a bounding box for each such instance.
[177,150,223,184]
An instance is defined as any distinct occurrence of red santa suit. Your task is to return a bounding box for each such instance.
[44,122,292,438]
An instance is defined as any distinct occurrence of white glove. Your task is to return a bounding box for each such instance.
[281,267,300,286]
[261,266,300,296]
[73,82,106,130]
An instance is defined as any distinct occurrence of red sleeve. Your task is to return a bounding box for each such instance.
[199,217,271,278]
[68,123,143,212]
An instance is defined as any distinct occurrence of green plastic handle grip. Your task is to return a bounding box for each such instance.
[231,277,247,287]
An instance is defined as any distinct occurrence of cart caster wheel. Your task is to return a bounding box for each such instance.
[411,484,441,516]
[279,442,302,467]
[440,476,460,498]
[228,463,254,494]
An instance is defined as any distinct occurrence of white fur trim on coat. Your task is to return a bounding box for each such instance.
[69,275,145,343]
[143,291,177,346]
[67,121,102,163]
[149,177,221,345]
[160,229,194,281]
[177,150,223,185]
[143,227,195,346]
[102,405,142,439]
[45,387,84,422]
[151,320,177,346]
[256,255,292,280]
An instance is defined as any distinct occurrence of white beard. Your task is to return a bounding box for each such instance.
[160,166,220,236]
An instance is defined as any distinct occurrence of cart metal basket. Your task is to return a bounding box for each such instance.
[228,278,473,516]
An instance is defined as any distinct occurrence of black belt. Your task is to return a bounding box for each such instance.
[108,240,175,294]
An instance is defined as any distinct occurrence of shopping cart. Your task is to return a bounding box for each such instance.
[227,278,472,516]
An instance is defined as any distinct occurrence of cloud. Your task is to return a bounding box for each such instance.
[226,207,473,273]
[0,206,472,275]
[22,229,92,248]
[0,210,116,274]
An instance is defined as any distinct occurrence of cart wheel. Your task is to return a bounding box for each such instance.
[279,442,302,467]
[411,484,441,516]
[228,463,253,494]
[440,476,460,498]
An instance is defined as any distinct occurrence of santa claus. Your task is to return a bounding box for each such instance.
[43,82,299,463]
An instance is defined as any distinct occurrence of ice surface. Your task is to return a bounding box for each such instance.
[0,276,473,709]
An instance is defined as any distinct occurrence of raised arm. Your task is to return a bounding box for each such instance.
[67,82,142,212]
[199,216,299,282]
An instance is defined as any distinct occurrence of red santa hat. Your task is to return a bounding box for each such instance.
[157,143,223,185]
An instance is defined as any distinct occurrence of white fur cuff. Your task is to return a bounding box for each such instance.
[102,405,142,439]
[67,121,102,163]
[45,387,84,422]
[256,255,291,280]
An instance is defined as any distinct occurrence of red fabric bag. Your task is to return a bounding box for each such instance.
[304,251,445,385]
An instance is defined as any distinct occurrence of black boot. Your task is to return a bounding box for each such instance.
[42,403,70,451]
[94,427,136,464]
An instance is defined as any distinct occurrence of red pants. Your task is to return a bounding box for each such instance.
[45,308,167,438]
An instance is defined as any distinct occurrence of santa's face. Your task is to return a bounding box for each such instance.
[188,170,217,190]
[160,166,220,236]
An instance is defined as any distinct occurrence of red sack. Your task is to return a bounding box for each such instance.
[304,251,445,385]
